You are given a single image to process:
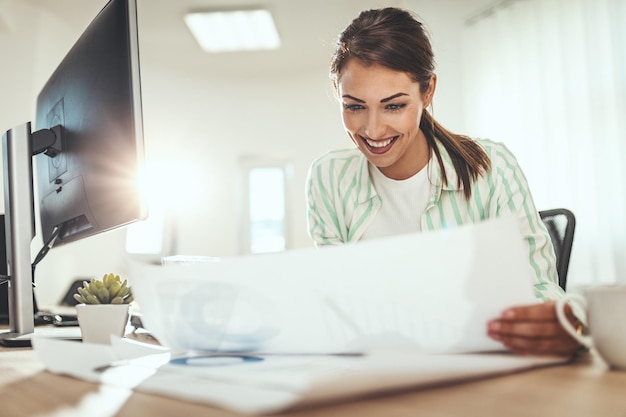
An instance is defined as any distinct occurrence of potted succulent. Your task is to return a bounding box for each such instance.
[74,273,134,344]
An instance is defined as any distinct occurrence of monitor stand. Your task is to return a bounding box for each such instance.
[0,123,37,342]
[0,122,79,347]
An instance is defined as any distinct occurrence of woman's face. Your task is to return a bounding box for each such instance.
[337,59,435,180]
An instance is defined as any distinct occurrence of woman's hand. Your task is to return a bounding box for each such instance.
[487,301,581,357]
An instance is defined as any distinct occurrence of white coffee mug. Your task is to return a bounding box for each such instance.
[556,285,626,370]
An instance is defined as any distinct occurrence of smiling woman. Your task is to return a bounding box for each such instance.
[305,6,582,358]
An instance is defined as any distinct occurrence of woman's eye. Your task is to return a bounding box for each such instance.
[386,103,406,111]
[343,103,364,112]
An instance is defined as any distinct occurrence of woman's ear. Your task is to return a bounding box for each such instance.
[424,74,437,107]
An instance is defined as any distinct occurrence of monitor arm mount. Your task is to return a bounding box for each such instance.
[31,125,63,157]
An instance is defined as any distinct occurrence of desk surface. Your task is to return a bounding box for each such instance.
[1,344,625,417]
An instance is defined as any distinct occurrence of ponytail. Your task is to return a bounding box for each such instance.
[420,111,491,200]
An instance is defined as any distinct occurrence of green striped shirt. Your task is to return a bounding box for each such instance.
[306,138,563,302]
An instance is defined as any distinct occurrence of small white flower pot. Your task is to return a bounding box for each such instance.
[75,304,131,345]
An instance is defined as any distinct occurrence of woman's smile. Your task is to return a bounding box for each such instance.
[360,135,399,154]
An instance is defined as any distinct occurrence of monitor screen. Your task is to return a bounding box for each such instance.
[0,0,146,339]
[35,0,146,246]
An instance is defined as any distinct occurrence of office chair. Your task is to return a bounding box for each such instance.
[539,208,576,291]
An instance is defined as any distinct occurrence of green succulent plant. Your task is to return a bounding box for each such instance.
[73,273,134,305]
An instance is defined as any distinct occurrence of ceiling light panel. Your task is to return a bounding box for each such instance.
[184,9,281,53]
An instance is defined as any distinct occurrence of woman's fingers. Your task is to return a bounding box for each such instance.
[487,301,581,357]
[499,301,574,322]
[488,319,565,338]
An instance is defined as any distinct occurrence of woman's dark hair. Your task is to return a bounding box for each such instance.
[330,7,490,199]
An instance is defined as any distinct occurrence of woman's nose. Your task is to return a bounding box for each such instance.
[364,113,385,139]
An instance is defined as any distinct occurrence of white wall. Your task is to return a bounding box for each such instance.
[0,2,38,130]
[0,0,489,305]
[137,64,343,257]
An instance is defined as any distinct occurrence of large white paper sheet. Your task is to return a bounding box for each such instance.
[33,337,568,416]
[128,214,538,354]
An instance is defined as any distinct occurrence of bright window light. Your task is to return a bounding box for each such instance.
[184,9,281,53]
[248,166,286,254]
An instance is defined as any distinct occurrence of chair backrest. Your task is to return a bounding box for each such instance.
[539,208,576,291]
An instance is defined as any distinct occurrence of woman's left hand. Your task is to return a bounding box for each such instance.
[487,301,581,357]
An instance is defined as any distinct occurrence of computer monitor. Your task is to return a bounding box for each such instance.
[0,0,146,342]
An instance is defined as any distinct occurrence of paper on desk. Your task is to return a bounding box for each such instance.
[32,336,569,415]
[32,336,171,387]
[134,351,568,415]
[129,214,538,354]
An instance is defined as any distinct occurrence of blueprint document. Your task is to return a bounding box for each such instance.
[31,216,564,416]
[129,214,539,355]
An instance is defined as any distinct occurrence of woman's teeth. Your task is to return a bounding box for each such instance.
[365,138,393,148]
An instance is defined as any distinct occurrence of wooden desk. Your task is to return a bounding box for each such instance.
[1,346,625,417]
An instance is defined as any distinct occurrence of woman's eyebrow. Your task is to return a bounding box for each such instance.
[342,94,365,103]
[380,92,409,103]
[342,93,409,103]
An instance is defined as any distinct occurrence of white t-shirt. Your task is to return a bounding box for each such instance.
[361,163,430,240]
